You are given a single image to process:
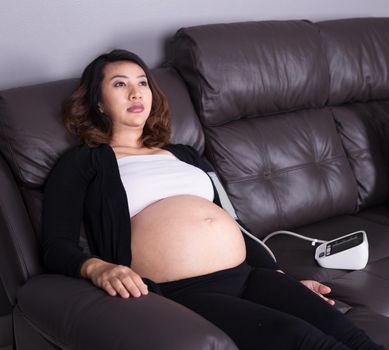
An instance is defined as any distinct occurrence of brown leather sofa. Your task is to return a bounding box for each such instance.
[0,17,388,349]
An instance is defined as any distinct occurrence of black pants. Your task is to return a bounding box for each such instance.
[157,263,385,350]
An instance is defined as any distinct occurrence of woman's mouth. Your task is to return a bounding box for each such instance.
[127,104,144,113]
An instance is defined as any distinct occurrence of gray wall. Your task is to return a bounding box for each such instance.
[1,0,389,90]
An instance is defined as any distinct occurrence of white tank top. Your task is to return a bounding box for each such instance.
[117,154,214,218]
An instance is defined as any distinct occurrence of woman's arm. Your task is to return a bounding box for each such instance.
[42,146,95,277]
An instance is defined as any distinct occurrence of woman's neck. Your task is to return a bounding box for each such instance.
[110,130,144,150]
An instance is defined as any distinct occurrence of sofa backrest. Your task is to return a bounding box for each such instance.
[0,67,203,304]
[170,18,389,237]
[317,19,389,209]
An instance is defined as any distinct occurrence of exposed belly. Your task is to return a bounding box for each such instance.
[130,195,246,283]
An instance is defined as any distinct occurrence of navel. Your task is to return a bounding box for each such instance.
[204,217,215,224]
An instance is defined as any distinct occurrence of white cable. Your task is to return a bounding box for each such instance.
[207,172,238,220]
[262,230,327,245]
[237,223,277,262]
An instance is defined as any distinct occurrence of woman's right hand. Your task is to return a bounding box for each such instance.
[80,258,149,298]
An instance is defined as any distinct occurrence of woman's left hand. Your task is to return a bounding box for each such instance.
[300,280,335,306]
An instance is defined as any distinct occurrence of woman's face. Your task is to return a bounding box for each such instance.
[98,61,153,131]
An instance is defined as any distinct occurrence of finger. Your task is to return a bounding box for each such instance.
[131,274,149,295]
[102,281,117,297]
[121,277,142,298]
[316,292,330,303]
[110,277,130,298]
[318,282,331,294]
[299,280,311,289]
[315,292,335,305]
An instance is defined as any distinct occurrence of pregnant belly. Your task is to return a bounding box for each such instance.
[130,195,246,283]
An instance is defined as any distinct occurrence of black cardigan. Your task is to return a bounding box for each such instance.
[42,143,277,277]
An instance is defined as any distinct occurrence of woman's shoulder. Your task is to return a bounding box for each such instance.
[59,143,111,161]
[51,143,112,177]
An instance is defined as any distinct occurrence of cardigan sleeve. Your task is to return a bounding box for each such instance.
[41,145,96,277]
[181,144,280,270]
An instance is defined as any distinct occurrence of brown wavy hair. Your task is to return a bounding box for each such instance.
[64,49,171,147]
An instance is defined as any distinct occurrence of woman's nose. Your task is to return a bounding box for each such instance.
[129,86,142,100]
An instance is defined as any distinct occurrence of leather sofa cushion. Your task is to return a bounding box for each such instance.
[0,79,78,187]
[171,20,328,125]
[332,102,389,209]
[318,18,389,105]
[204,107,358,235]
[265,207,389,347]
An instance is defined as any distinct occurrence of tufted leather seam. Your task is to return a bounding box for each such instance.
[303,112,335,217]
[226,155,346,183]
[253,121,287,228]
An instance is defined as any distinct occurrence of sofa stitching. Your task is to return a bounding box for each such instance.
[253,121,286,228]
[329,106,361,213]
[226,155,346,183]
[304,112,335,217]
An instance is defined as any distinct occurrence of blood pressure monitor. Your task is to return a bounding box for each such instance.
[315,231,368,270]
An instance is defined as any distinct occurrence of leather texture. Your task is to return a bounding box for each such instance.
[318,18,389,105]
[15,275,237,350]
[0,79,79,187]
[0,153,42,302]
[171,20,328,125]
[331,102,389,209]
[202,107,358,235]
[170,17,389,348]
[1,17,389,349]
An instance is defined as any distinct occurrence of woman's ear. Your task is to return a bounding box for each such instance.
[98,102,104,113]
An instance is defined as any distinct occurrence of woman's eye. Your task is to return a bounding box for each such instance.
[139,80,148,87]
[114,81,126,87]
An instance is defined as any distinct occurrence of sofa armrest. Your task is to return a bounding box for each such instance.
[15,274,237,350]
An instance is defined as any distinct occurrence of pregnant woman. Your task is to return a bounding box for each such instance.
[42,49,384,350]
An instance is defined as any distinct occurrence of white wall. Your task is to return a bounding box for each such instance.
[1,0,389,90]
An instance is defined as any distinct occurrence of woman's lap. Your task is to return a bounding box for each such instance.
[241,268,384,350]
[158,264,384,350]
[171,291,350,350]
[242,268,357,338]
